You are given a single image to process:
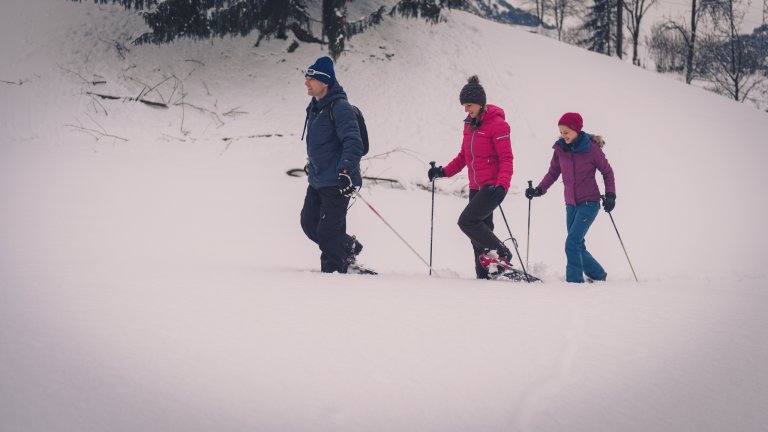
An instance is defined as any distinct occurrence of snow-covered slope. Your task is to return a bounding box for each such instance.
[1,1,767,431]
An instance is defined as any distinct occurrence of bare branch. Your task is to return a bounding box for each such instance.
[223,106,248,118]
[86,91,169,108]
[285,167,404,189]
[58,65,91,85]
[174,101,224,127]
[89,94,109,116]
[178,77,187,135]
[97,33,130,59]
[65,122,128,142]
[144,74,175,104]
[362,147,422,164]
[87,92,120,100]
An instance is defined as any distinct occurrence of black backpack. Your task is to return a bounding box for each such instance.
[329,101,369,156]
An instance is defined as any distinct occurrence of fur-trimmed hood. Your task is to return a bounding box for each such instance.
[555,132,605,152]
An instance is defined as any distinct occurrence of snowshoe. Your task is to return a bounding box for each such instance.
[347,262,378,275]
[494,268,541,282]
[480,249,540,283]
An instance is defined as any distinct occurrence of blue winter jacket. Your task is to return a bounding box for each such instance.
[305,83,363,189]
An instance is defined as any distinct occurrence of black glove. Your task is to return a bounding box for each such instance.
[337,170,356,197]
[525,186,543,199]
[488,185,507,204]
[602,192,616,212]
[427,165,445,181]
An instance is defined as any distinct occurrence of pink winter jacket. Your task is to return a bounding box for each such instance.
[443,104,514,191]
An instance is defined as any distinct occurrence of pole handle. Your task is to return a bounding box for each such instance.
[528,180,533,188]
[429,161,436,168]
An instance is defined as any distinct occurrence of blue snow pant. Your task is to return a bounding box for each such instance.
[300,185,351,273]
[565,201,607,283]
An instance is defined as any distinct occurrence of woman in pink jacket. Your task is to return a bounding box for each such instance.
[428,76,515,279]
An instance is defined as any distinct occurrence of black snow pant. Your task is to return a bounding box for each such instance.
[458,186,509,279]
[300,185,352,273]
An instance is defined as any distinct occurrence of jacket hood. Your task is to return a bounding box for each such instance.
[464,104,505,124]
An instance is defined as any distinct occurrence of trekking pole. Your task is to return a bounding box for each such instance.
[355,190,439,276]
[429,161,436,276]
[526,180,533,270]
[498,206,533,283]
[601,195,639,283]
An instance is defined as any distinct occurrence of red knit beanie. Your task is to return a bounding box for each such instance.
[558,112,583,132]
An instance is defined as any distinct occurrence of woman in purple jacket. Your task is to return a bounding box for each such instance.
[525,113,616,283]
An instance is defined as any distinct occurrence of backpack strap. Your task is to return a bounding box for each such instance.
[300,111,309,141]
[300,102,312,141]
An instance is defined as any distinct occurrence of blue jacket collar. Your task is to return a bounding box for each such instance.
[556,131,591,153]
[309,82,347,112]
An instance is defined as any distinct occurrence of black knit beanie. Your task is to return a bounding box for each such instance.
[459,75,486,106]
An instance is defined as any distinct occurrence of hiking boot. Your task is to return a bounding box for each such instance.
[479,248,513,276]
[586,273,607,283]
[497,247,514,264]
[344,235,363,265]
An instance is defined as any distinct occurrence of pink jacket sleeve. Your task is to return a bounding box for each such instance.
[443,148,466,178]
[493,122,513,190]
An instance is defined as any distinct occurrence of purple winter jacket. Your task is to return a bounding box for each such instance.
[537,132,616,206]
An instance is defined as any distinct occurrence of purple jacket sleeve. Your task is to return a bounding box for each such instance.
[594,145,616,195]
[537,150,561,194]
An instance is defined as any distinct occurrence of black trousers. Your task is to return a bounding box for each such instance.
[458,186,508,279]
[300,185,351,273]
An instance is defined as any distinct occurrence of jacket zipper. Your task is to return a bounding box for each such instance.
[470,130,479,188]
[570,150,579,204]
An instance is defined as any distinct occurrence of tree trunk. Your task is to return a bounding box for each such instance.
[727,0,740,100]
[686,0,698,84]
[632,28,640,64]
[617,0,624,58]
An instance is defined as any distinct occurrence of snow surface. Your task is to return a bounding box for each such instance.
[1,1,767,431]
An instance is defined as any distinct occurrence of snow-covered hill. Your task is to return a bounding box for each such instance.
[1,1,767,431]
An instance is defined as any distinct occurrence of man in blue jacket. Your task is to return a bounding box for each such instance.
[300,56,364,273]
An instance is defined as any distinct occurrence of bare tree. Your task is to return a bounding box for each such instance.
[548,0,579,40]
[663,0,711,83]
[702,0,764,101]
[648,22,688,72]
[531,0,547,27]
[764,0,767,30]
[623,0,658,65]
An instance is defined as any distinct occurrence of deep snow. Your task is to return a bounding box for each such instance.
[1,1,767,431]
